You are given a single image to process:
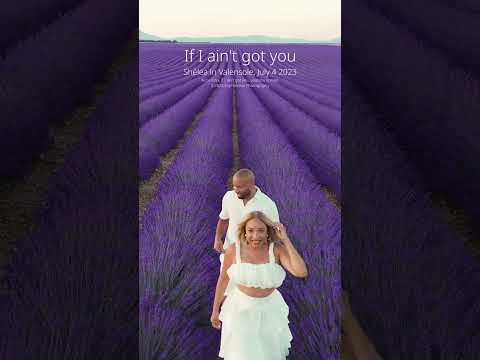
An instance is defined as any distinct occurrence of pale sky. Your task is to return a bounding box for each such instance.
[139,0,341,41]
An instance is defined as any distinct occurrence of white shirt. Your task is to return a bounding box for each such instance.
[219,187,279,249]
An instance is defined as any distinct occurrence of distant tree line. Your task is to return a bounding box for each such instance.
[140,40,178,43]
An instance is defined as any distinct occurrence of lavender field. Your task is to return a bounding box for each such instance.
[139,43,341,359]
[343,0,480,358]
[1,1,138,358]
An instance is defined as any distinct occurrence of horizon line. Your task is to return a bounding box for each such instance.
[139,31,340,43]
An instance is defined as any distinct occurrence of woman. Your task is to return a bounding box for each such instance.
[211,211,308,360]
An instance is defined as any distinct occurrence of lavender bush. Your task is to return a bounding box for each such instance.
[363,0,480,74]
[342,77,480,359]
[0,0,137,178]
[139,61,219,127]
[140,86,233,359]
[1,0,82,56]
[249,80,341,199]
[237,83,341,360]
[139,80,216,181]
[343,0,480,234]
[1,61,138,359]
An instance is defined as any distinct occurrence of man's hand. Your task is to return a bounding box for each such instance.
[213,238,224,253]
[210,310,221,330]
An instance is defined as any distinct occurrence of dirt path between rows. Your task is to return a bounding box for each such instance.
[226,87,241,188]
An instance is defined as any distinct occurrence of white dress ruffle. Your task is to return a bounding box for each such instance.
[219,287,292,360]
[227,262,286,289]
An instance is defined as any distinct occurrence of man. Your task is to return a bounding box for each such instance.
[213,168,279,295]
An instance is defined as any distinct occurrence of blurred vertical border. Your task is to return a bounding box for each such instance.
[342,0,480,358]
[0,1,139,359]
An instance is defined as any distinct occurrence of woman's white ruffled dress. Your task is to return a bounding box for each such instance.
[218,241,292,360]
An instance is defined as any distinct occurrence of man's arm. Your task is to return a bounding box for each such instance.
[214,218,229,253]
[215,193,229,253]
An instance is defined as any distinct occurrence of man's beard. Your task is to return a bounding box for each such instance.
[237,190,251,199]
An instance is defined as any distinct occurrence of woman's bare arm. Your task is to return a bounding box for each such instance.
[212,244,234,313]
[276,240,308,278]
[273,223,308,278]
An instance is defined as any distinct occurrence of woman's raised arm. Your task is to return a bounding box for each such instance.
[274,223,308,278]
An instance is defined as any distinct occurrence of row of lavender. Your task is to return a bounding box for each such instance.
[140,85,234,359]
[138,44,211,133]
[437,0,480,12]
[343,77,480,358]
[139,43,202,91]
[139,43,341,358]
[139,54,229,181]
[140,46,340,198]
[0,0,137,178]
[236,83,341,359]
[245,58,340,134]
[343,0,480,357]
[229,44,341,106]
[139,43,340,117]
[139,61,219,126]
[362,0,480,75]
[1,0,81,56]
[239,62,341,199]
[138,43,340,202]
[225,45,340,113]
[233,44,341,101]
[344,0,480,236]
[213,57,341,201]
[1,61,138,359]
[139,60,213,103]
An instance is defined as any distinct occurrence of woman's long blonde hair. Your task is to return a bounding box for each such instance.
[237,211,281,244]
